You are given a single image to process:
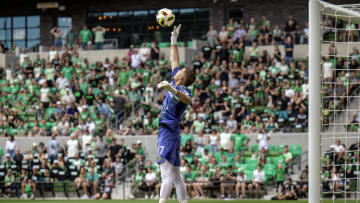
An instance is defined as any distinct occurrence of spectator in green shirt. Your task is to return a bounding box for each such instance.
[80,25,92,50]
[275,163,286,192]
[86,167,100,199]
[3,169,19,197]
[181,126,194,147]
[183,165,195,198]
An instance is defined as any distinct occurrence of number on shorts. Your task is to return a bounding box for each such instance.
[158,146,164,154]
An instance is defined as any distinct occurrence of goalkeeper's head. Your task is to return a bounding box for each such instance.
[174,67,195,87]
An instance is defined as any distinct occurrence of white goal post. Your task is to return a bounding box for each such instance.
[310,1,360,203]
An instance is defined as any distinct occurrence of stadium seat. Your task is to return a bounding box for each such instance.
[289,144,302,157]
[263,163,276,179]
[268,144,279,156]
[245,158,258,170]
[159,42,170,48]
[187,41,193,47]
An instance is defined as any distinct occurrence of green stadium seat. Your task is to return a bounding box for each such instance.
[289,144,302,157]
[269,144,279,156]
[277,144,285,153]
[271,155,285,165]
[187,41,193,47]
[244,169,253,181]
[159,42,170,48]
[176,41,184,47]
[146,42,152,48]
[0,148,3,157]
[245,158,258,170]
[263,163,276,178]
[251,144,259,152]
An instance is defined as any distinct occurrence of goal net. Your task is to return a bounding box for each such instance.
[317,0,360,201]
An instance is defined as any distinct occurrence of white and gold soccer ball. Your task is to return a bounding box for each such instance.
[156,8,175,27]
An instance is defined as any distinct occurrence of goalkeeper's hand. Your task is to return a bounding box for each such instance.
[171,24,181,46]
[158,81,177,94]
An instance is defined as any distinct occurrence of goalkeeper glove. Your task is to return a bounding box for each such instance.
[171,24,181,46]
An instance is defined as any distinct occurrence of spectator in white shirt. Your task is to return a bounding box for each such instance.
[219,26,229,43]
[86,117,96,134]
[138,42,150,63]
[226,115,238,132]
[257,128,270,151]
[62,89,76,106]
[55,72,69,90]
[5,135,16,158]
[131,50,141,68]
[219,127,233,152]
[67,134,79,158]
[144,167,157,199]
[331,139,345,162]
[81,130,93,152]
[248,165,265,198]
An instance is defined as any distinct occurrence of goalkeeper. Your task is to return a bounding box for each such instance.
[157,24,195,203]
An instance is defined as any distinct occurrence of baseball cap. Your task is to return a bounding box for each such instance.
[5,153,10,157]
[137,140,142,144]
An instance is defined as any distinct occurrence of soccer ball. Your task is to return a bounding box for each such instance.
[156,8,175,27]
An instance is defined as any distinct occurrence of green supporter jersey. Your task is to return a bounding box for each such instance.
[134,172,144,184]
[62,66,74,79]
[87,172,100,183]
[181,133,194,147]
[232,133,248,152]
[80,30,92,42]
[231,48,243,63]
[183,171,196,183]
[25,184,32,196]
[276,168,286,181]
[5,175,15,185]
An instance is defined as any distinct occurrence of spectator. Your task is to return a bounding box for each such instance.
[296,165,308,198]
[257,128,270,151]
[272,178,297,200]
[65,26,77,49]
[272,25,282,44]
[182,165,195,198]
[300,23,309,44]
[131,49,141,68]
[207,25,218,47]
[201,41,212,60]
[331,139,345,163]
[92,25,106,50]
[86,167,100,199]
[284,36,294,64]
[220,166,236,199]
[38,169,55,198]
[13,149,23,168]
[2,169,19,197]
[74,167,88,198]
[194,131,206,154]
[96,172,113,199]
[130,167,145,198]
[150,42,160,61]
[67,134,80,158]
[5,136,16,158]
[138,42,150,63]
[235,170,248,199]
[208,129,219,154]
[144,167,157,199]
[275,163,285,192]
[219,26,229,43]
[219,127,233,152]
[96,136,107,166]
[248,165,265,198]
[193,165,211,199]
[50,26,64,50]
[79,25,92,50]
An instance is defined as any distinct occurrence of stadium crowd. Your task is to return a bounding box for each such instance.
[1,134,144,199]
[0,13,359,200]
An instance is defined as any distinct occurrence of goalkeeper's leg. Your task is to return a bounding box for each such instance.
[173,166,188,203]
[159,160,174,203]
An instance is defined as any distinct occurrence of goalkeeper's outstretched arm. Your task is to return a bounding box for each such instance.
[170,24,181,71]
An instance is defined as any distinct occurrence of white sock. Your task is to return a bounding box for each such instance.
[159,198,167,203]
[180,200,188,203]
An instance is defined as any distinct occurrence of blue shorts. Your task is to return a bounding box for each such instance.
[157,124,181,167]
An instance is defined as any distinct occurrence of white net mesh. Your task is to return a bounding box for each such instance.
[320,1,360,201]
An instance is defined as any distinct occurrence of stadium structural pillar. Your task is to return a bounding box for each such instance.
[71,8,87,37]
[209,2,226,31]
[40,15,57,48]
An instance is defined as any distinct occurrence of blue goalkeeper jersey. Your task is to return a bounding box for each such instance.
[158,67,191,133]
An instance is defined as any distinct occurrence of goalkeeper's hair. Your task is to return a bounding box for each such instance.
[184,68,195,86]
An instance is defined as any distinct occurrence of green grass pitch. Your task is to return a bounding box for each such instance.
[0,200,358,203]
